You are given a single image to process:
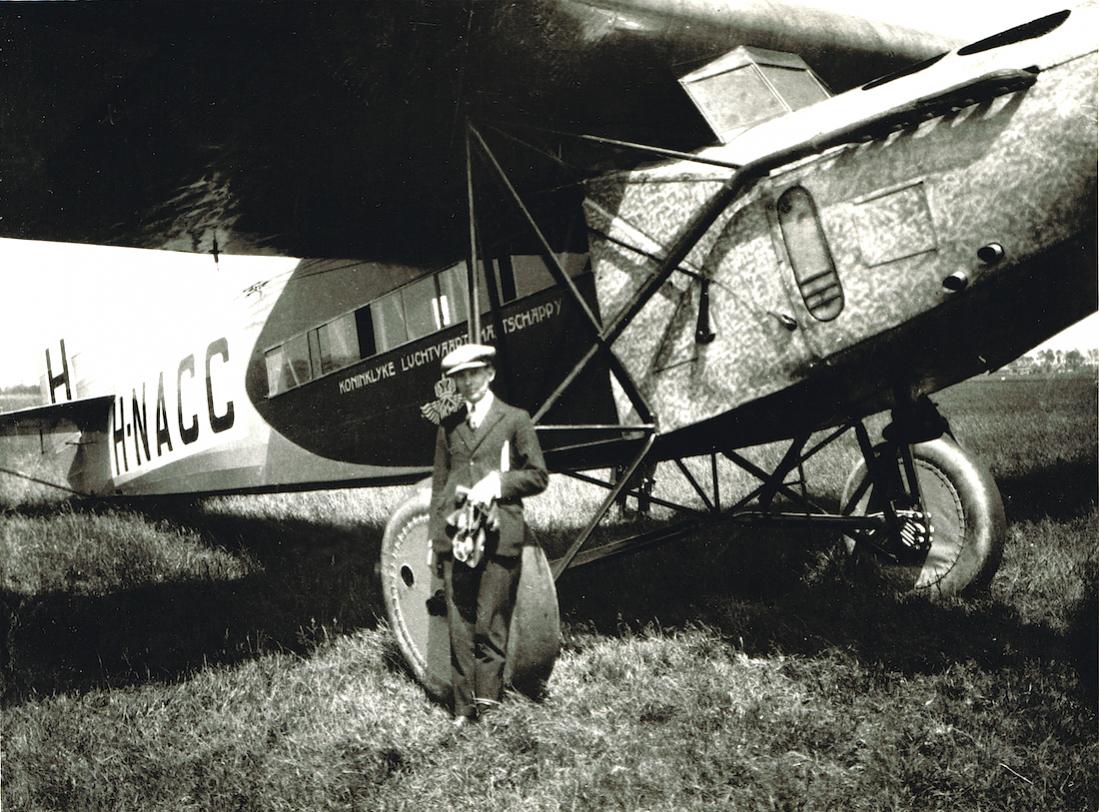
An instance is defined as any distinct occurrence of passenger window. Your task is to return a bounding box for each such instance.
[264,247,584,398]
[402,275,440,340]
[511,255,556,299]
[266,333,312,395]
[372,292,408,353]
[265,347,289,396]
[283,333,312,386]
[437,265,469,326]
[315,312,361,375]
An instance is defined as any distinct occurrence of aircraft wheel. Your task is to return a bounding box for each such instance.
[379,483,561,704]
[841,437,1006,597]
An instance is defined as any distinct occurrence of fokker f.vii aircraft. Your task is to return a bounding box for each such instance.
[1,1,1096,699]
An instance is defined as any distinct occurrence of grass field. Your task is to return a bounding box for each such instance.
[1,378,1096,810]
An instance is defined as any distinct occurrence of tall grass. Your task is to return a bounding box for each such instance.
[2,378,1095,810]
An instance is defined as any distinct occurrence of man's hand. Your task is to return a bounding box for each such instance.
[467,471,501,506]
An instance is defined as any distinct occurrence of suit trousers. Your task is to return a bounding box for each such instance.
[444,551,521,718]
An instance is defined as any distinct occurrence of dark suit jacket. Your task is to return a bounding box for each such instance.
[429,396,548,558]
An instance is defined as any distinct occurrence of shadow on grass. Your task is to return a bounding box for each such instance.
[996,453,1098,522]
[555,523,1097,706]
[1,497,387,705]
[4,445,1096,710]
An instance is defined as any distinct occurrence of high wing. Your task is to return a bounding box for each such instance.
[0,1,955,261]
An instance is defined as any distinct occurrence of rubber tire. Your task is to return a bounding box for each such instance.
[379,483,561,703]
[841,437,1006,597]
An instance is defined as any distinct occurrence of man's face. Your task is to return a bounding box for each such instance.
[451,366,494,403]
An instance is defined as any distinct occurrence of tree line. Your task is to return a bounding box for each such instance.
[999,348,1098,376]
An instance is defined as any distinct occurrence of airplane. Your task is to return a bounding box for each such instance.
[0,1,1095,702]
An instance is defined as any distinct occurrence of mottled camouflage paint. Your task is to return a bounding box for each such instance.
[586,11,1097,433]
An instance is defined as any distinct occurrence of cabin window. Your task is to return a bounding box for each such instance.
[468,254,561,312]
[265,347,288,396]
[372,291,408,353]
[777,186,844,322]
[314,312,361,375]
[402,275,440,341]
[511,255,557,300]
[494,257,517,304]
[263,251,584,396]
[437,265,469,325]
[284,333,312,385]
[500,252,582,302]
[265,333,313,395]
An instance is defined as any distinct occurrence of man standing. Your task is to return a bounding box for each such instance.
[429,343,548,725]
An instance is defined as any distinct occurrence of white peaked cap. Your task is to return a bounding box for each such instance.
[441,343,496,376]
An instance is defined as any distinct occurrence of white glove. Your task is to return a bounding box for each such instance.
[467,471,501,506]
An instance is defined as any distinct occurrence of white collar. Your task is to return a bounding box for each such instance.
[466,390,494,425]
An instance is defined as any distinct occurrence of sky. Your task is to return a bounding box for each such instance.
[0,239,297,388]
[0,1,1094,387]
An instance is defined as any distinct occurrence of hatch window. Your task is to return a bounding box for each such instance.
[758,65,829,110]
[685,64,787,136]
[679,46,832,143]
[777,186,844,322]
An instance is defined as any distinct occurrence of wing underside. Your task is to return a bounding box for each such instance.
[0,2,952,259]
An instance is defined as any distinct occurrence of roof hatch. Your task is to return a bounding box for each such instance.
[679,46,831,143]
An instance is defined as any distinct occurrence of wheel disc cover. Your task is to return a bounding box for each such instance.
[381,506,561,701]
[910,459,967,590]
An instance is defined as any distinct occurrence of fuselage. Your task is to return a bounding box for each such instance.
[587,6,1097,454]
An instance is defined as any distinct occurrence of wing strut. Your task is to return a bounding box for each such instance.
[464,121,482,343]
